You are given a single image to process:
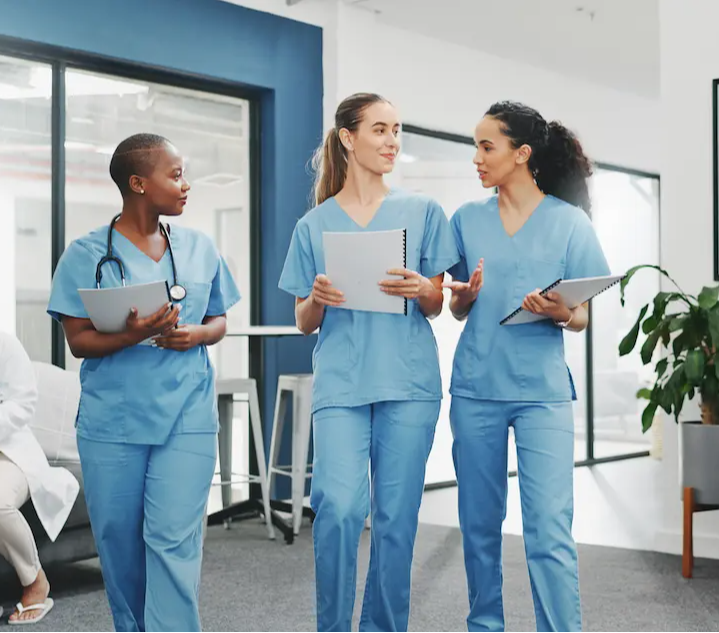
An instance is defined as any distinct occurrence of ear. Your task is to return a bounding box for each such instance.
[515,144,532,166]
[338,128,354,152]
[128,175,145,195]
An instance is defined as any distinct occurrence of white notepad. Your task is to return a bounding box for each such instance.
[78,280,172,344]
[322,229,407,315]
[501,274,624,325]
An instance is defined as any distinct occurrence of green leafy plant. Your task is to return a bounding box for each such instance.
[619,264,719,432]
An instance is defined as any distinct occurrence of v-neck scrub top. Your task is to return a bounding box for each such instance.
[47,224,240,444]
[448,195,610,403]
[278,189,460,414]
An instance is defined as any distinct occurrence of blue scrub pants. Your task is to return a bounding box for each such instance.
[450,397,581,633]
[311,400,441,632]
[77,432,217,632]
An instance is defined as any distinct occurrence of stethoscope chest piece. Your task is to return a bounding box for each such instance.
[169,284,187,301]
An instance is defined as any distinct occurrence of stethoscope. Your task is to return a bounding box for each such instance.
[96,213,187,301]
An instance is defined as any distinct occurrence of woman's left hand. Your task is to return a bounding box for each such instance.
[522,290,572,323]
[153,325,204,351]
[379,268,435,300]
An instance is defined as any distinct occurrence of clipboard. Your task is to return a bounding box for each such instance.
[78,280,172,344]
[500,274,624,325]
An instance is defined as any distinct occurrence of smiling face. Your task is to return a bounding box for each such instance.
[340,100,401,176]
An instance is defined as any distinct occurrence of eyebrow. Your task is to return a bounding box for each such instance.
[477,139,494,145]
[372,121,400,128]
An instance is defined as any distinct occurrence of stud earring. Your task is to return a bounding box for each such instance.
[140,189,145,195]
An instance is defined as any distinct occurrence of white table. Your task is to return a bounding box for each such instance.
[226,325,316,337]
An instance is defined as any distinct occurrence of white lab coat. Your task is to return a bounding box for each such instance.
[0,332,79,541]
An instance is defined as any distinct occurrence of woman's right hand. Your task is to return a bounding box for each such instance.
[125,303,181,342]
[442,258,484,301]
[310,274,345,307]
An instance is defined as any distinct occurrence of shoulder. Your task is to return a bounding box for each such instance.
[292,198,336,234]
[545,195,591,228]
[62,227,108,263]
[168,224,219,254]
[451,196,497,226]
[386,188,438,212]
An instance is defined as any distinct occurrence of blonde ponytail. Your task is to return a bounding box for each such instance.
[312,127,347,206]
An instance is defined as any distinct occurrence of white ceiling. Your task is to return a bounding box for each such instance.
[340,0,659,99]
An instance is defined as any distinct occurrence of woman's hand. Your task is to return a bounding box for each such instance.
[379,268,435,300]
[153,324,205,351]
[442,259,484,302]
[522,289,572,323]
[125,302,181,343]
[310,274,345,307]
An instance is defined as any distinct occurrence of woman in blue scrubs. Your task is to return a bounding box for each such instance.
[279,93,459,632]
[47,133,240,632]
[444,102,610,633]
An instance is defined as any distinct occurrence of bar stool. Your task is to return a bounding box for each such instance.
[212,378,275,540]
[268,373,314,536]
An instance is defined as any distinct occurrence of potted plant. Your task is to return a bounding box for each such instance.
[619,264,719,505]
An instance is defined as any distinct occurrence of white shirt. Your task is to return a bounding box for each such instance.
[0,332,79,541]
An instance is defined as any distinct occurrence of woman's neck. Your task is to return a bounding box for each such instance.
[115,205,161,237]
[337,165,389,207]
[497,173,545,216]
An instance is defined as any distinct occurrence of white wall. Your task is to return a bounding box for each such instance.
[225,0,660,173]
[655,0,719,558]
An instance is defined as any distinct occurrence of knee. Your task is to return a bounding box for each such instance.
[313,487,366,531]
[523,507,573,554]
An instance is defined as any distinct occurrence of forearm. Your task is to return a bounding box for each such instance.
[66,328,144,359]
[418,286,444,319]
[296,296,325,335]
[200,315,227,346]
[563,304,589,333]
[449,294,475,321]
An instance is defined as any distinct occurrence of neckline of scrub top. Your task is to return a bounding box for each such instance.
[328,187,396,230]
[112,227,171,266]
[495,194,551,240]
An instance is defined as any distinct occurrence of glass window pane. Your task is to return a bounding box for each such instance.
[0,56,53,362]
[590,168,660,458]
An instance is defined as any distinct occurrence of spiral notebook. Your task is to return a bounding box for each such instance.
[322,228,407,315]
[500,274,624,325]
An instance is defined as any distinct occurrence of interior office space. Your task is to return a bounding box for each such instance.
[0,0,718,630]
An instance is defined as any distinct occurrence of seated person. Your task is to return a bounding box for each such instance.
[0,331,79,624]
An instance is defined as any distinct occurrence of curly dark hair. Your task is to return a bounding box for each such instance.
[485,101,593,213]
[109,133,173,195]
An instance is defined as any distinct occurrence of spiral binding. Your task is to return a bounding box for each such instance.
[402,229,408,316]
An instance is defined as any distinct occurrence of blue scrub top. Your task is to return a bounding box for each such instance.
[449,195,610,403]
[47,224,240,444]
[279,189,460,413]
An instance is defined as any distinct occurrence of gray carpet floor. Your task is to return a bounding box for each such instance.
[1,520,719,631]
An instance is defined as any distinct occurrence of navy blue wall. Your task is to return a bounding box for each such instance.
[0,0,321,456]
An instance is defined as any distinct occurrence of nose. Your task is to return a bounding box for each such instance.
[182,179,191,192]
[473,149,482,166]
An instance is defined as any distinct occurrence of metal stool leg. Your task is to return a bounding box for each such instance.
[248,383,276,540]
[292,381,313,535]
[217,393,234,529]
[269,382,289,498]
